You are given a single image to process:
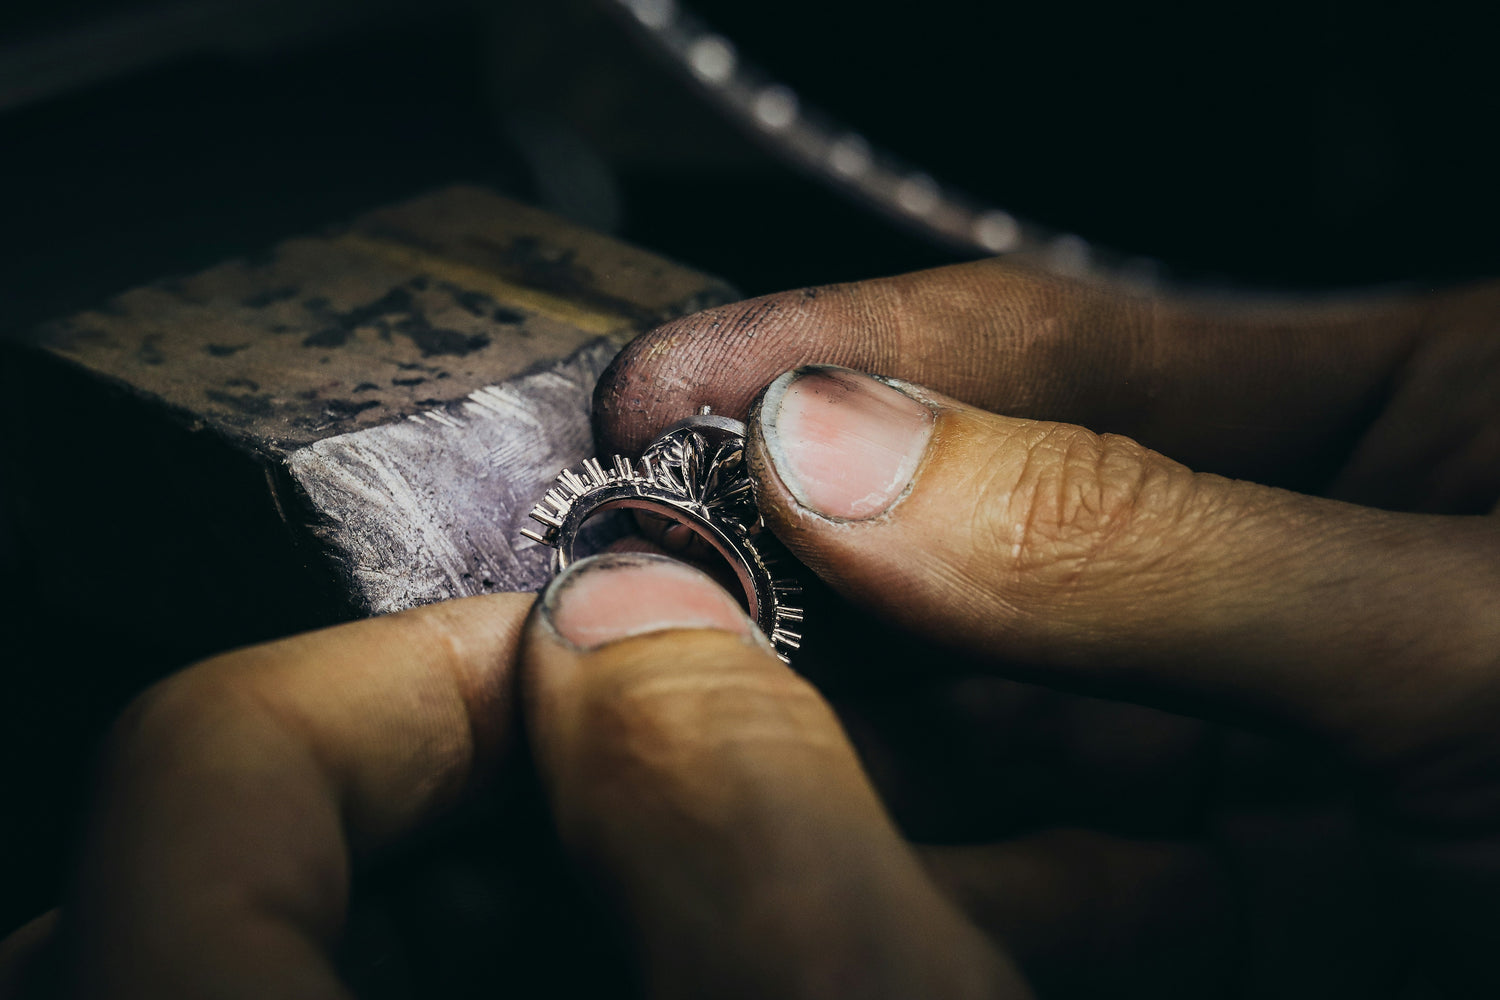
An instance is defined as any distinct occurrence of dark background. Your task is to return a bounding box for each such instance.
[1,0,1495,992]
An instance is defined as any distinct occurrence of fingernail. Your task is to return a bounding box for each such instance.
[542,552,759,650]
[756,366,935,520]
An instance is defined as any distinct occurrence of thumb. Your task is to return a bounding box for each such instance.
[745,366,1500,768]
[519,553,1026,1000]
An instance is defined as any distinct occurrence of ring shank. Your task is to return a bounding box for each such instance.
[552,488,774,631]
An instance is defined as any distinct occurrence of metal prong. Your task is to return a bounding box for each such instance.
[529,507,562,528]
[527,412,807,665]
[716,479,753,501]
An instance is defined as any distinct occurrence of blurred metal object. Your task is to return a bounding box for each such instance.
[600,0,1165,288]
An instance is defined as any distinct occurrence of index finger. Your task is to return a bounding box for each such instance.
[69,593,532,999]
[594,259,1429,488]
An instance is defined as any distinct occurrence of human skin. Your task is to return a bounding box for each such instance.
[4,259,1499,998]
[594,259,1500,995]
[592,261,1500,995]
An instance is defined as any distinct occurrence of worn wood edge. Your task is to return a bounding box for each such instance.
[15,186,738,456]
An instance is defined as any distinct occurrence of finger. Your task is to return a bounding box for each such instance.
[521,552,1029,1000]
[836,677,1214,842]
[744,366,1500,770]
[631,509,735,571]
[1328,281,1500,514]
[601,533,1217,842]
[0,910,60,999]
[70,593,533,999]
[595,259,1429,487]
[920,833,1235,997]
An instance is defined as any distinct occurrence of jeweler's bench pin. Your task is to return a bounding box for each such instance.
[521,406,805,662]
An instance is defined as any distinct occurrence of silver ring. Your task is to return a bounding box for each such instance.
[521,407,804,662]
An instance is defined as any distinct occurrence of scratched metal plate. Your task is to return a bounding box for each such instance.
[288,338,621,612]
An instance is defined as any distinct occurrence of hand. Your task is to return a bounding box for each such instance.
[0,564,1035,999]
[593,260,1500,995]
[522,552,1029,999]
[8,259,1498,998]
[7,594,532,998]
[597,260,1500,513]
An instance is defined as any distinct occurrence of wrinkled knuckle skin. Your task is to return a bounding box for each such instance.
[978,424,1166,592]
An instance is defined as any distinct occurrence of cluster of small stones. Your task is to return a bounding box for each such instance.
[521,445,805,660]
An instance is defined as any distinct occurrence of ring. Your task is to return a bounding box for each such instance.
[521,407,805,662]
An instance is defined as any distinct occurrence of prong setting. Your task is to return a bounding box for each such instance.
[521,412,805,662]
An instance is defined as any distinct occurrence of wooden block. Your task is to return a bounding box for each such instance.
[3,186,735,660]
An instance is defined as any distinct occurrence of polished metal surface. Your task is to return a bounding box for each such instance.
[523,407,805,662]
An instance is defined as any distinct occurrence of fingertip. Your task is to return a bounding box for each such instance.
[519,555,784,786]
[591,289,862,455]
[590,332,653,454]
[592,311,735,455]
[537,552,762,652]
